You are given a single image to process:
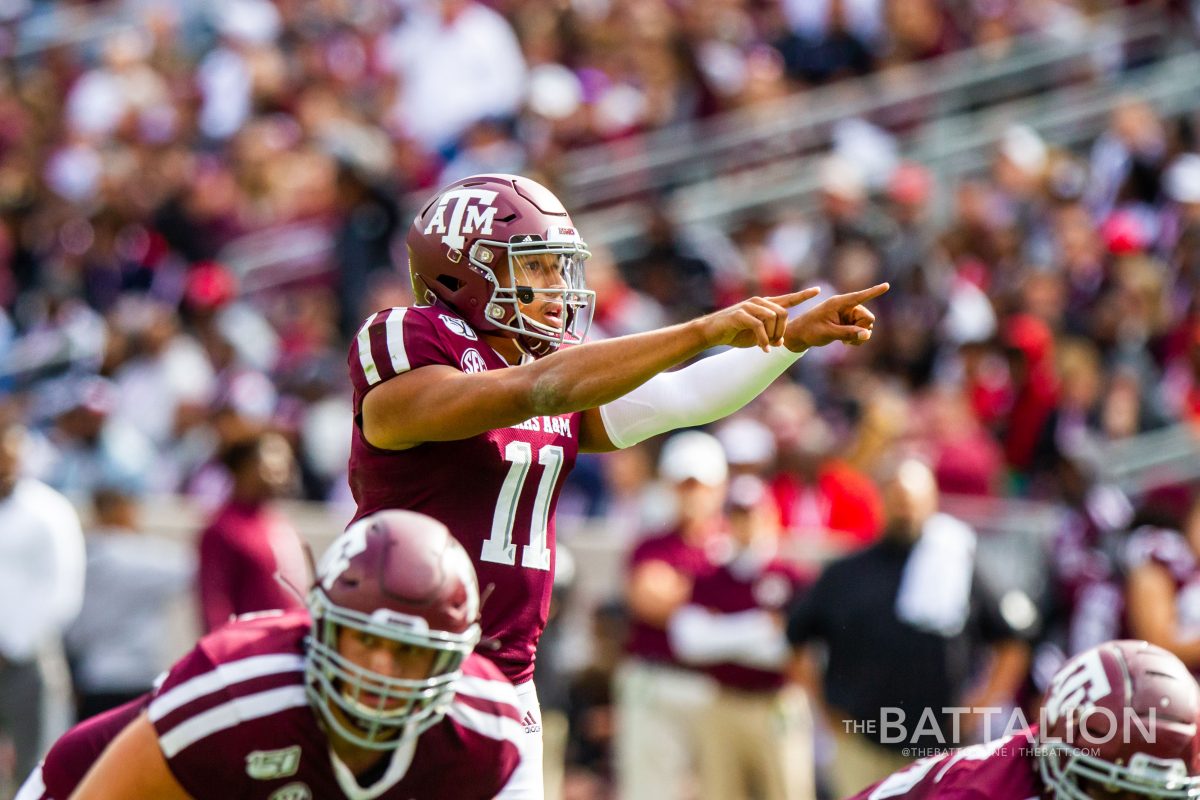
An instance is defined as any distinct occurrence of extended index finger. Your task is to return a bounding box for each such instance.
[767,287,821,309]
[834,282,890,307]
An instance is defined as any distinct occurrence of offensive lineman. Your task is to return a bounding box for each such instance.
[18,510,525,800]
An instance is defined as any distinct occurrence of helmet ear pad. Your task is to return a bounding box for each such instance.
[409,245,501,331]
[408,263,439,307]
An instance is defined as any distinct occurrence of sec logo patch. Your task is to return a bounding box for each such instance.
[268,782,312,800]
[460,349,488,373]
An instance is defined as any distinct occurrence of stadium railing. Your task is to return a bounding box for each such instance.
[561,5,1194,254]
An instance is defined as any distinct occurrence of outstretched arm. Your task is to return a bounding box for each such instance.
[70,713,191,800]
[583,283,889,451]
[362,291,816,449]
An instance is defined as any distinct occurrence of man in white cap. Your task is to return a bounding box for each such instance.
[615,431,730,800]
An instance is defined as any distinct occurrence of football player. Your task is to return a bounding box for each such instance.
[348,172,888,797]
[18,510,524,800]
[848,640,1200,799]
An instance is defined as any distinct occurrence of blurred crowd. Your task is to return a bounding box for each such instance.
[1,0,1192,508]
[4,0,1200,798]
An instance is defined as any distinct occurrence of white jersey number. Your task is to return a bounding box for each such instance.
[480,443,564,571]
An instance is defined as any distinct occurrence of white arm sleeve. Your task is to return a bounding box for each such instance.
[598,345,805,448]
[668,605,790,669]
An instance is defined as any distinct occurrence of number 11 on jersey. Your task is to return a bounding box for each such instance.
[479,443,565,571]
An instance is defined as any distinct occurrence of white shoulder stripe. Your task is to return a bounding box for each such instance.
[158,686,309,758]
[446,701,525,745]
[384,307,410,375]
[357,312,381,386]
[149,654,305,722]
[455,675,521,708]
[14,764,46,800]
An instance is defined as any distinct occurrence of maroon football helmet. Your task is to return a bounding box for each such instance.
[304,510,482,750]
[1038,640,1200,798]
[406,173,594,358]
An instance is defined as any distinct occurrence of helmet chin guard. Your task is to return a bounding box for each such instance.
[302,511,482,750]
[475,231,594,358]
[304,590,480,750]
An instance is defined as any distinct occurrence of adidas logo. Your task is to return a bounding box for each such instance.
[521,711,541,734]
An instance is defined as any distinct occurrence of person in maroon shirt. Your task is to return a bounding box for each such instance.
[667,474,813,800]
[347,172,889,798]
[197,431,309,632]
[18,510,524,800]
[1125,498,1200,676]
[847,641,1200,800]
[616,431,729,800]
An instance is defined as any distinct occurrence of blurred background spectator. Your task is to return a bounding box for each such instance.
[672,474,815,800]
[196,431,308,633]
[615,431,728,800]
[786,459,1034,797]
[0,419,83,793]
[1124,496,1200,672]
[64,484,193,721]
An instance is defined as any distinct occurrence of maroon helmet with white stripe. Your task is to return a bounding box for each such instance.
[406,173,594,358]
[1038,640,1200,798]
[304,510,482,750]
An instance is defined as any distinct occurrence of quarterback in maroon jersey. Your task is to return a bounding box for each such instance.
[17,510,524,800]
[849,640,1200,800]
[347,172,889,797]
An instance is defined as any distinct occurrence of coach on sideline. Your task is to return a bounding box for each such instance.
[786,458,1034,797]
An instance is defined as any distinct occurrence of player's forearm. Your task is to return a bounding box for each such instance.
[525,319,712,416]
[597,343,804,447]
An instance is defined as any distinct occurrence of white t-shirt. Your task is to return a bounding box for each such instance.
[0,479,85,661]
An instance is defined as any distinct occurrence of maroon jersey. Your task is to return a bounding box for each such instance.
[20,696,149,800]
[624,528,724,667]
[848,731,1042,800]
[32,611,518,800]
[21,614,521,800]
[348,304,581,683]
[688,554,807,691]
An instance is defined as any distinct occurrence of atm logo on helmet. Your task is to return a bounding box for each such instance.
[423,189,499,251]
[1044,649,1112,726]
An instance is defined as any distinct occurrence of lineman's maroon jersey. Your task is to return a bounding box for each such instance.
[17,696,148,800]
[848,731,1042,800]
[22,612,522,800]
[348,303,581,683]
